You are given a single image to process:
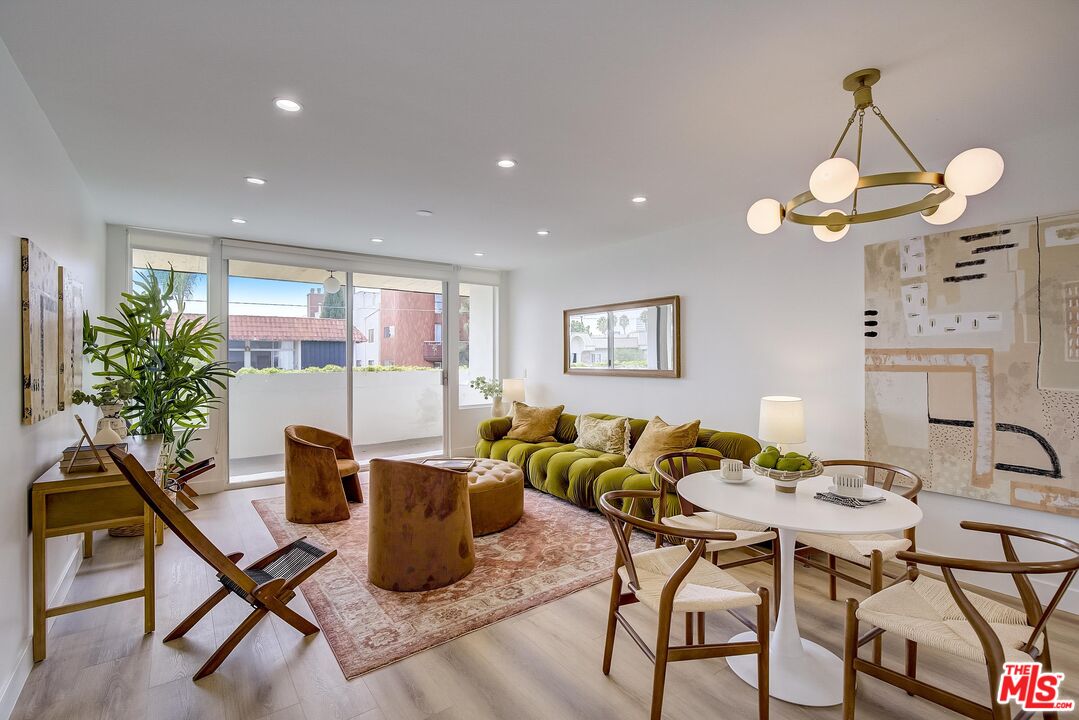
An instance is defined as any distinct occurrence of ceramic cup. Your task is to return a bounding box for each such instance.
[720,458,744,480]
[834,472,865,498]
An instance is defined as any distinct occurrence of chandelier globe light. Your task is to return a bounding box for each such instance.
[809,158,859,203]
[323,272,341,294]
[747,68,1003,241]
[945,148,1005,196]
[747,198,784,234]
[813,210,849,242]
[921,188,968,226]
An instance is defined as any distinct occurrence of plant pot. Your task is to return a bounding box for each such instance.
[95,403,128,441]
[491,395,505,417]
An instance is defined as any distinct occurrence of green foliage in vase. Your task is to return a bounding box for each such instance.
[468,375,503,400]
[71,378,136,407]
[82,267,234,468]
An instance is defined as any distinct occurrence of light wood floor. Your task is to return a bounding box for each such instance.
[13,484,1078,720]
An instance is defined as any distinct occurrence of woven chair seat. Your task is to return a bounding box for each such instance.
[857,575,1039,664]
[661,511,775,552]
[617,545,761,613]
[797,531,910,566]
[219,539,327,600]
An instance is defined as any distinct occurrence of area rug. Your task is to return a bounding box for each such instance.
[253,488,646,678]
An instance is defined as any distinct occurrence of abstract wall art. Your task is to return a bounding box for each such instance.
[21,238,60,424]
[865,213,1079,517]
[58,266,84,411]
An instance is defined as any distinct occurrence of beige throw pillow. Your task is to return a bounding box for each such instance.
[506,402,565,443]
[574,415,631,456]
[625,416,701,473]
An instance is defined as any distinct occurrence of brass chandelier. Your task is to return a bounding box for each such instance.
[746,68,1004,241]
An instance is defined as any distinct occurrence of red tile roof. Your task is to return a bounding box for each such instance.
[171,314,366,342]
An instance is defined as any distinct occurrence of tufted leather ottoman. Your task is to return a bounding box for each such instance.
[467,458,525,536]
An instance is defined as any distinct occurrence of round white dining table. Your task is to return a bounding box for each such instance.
[677,471,923,707]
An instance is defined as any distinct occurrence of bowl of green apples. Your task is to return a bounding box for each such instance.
[750,446,823,493]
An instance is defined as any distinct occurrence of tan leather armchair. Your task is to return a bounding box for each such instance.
[368,458,475,591]
[284,425,363,524]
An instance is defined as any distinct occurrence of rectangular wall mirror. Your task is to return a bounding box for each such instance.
[563,295,680,377]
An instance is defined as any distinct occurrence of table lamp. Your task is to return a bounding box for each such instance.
[502,378,526,413]
[758,396,805,452]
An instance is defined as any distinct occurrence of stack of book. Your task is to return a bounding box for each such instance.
[60,442,127,473]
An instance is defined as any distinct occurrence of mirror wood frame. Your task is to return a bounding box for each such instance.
[563,295,681,378]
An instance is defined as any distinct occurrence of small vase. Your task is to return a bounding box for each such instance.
[491,395,505,417]
[96,403,128,441]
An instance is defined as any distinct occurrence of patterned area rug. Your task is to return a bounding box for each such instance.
[253,487,645,679]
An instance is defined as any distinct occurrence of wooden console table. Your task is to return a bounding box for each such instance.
[30,434,162,663]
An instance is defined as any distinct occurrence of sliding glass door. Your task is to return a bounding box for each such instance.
[225,262,447,484]
[351,273,445,463]
[226,260,350,483]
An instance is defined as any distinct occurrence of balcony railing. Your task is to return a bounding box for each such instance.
[422,341,443,363]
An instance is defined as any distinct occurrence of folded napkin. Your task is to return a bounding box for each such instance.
[814,491,886,509]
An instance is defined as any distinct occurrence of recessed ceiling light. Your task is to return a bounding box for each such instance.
[497,158,517,169]
[273,97,302,112]
[473,252,485,257]
[416,209,433,216]
[231,217,247,224]
[370,237,383,243]
[632,196,648,203]
[536,229,550,236]
[244,176,266,185]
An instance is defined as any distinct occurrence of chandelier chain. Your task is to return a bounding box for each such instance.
[829,108,859,160]
[872,105,927,173]
[852,110,865,216]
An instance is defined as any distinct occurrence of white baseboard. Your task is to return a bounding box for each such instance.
[0,542,83,720]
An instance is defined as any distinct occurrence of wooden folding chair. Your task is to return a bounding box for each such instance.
[108,446,337,680]
[166,457,215,510]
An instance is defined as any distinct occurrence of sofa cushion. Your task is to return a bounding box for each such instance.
[506,402,565,442]
[506,441,567,481]
[626,416,701,473]
[575,415,631,455]
[526,444,578,491]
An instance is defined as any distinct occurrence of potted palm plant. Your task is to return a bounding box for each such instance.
[81,267,233,533]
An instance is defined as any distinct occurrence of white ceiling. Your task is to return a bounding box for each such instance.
[2,0,1077,269]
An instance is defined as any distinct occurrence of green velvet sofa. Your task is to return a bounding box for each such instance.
[475,412,761,515]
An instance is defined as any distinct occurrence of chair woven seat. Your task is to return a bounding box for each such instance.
[219,539,327,600]
[617,545,761,613]
[661,511,775,552]
[856,575,1039,664]
[796,531,910,566]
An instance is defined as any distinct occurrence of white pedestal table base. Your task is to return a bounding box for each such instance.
[726,527,843,707]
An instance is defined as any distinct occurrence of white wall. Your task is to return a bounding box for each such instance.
[0,38,104,717]
[507,121,1079,611]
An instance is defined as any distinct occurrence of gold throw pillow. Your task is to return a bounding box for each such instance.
[506,402,565,443]
[574,415,631,456]
[625,416,701,473]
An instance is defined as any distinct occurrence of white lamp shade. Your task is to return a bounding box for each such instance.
[922,188,967,225]
[501,378,526,405]
[813,209,849,242]
[759,396,806,445]
[323,275,341,294]
[944,148,1003,196]
[747,198,783,234]
[809,158,859,203]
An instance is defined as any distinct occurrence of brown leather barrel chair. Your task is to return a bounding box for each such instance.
[284,425,362,524]
[367,458,475,592]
